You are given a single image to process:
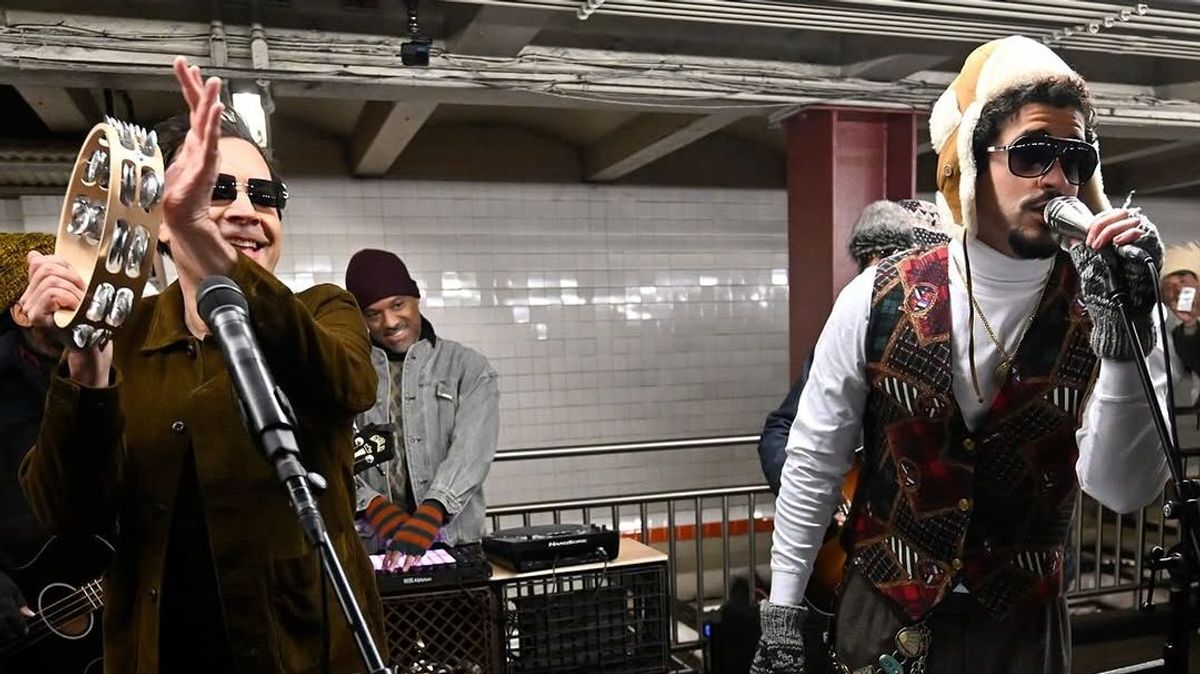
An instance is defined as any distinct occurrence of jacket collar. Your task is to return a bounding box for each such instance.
[140,282,192,353]
[419,316,436,348]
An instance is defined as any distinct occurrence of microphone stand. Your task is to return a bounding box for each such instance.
[258,418,394,674]
[1094,253,1199,674]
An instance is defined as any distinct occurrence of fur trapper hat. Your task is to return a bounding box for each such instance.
[930,35,1111,237]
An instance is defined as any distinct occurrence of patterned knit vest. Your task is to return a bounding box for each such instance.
[842,244,1098,621]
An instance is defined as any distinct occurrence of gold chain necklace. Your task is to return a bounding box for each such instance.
[952,258,1048,383]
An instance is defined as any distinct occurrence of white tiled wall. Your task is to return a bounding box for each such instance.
[9,195,60,234]
[0,198,24,232]
[276,180,790,506]
[0,182,792,506]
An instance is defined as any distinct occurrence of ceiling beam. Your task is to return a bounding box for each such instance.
[1107,149,1200,196]
[841,53,952,81]
[585,112,742,182]
[1,12,1200,126]
[1156,80,1200,100]
[349,100,438,176]
[1102,139,1200,167]
[347,4,550,176]
[1137,176,1200,196]
[14,86,99,132]
[1100,121,1200,142]
[446,4,550,57]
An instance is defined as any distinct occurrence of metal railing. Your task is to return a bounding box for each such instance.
[487,425,1199,668]
[493,434,761,462]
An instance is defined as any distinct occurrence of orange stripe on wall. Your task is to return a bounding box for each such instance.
[619,516,776,544]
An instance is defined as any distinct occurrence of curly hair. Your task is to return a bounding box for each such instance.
[971,76,1097,172]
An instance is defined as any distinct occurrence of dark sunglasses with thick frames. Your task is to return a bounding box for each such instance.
[986,135,1099,186]
[211,173,289,210]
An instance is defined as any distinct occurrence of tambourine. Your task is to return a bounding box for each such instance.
[54,117,164,349]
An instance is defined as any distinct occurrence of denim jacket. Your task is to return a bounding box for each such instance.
[354,318,500,546]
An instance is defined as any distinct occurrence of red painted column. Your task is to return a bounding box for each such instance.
[784,107,917,380]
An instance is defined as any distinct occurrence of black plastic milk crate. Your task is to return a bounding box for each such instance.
[380,585,502,674]
[496,562,669,674]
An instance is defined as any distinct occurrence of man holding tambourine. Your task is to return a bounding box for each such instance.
[18,58,386,674]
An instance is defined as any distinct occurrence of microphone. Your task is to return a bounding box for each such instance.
[1043,196,1152,263]
[196,276,301,467]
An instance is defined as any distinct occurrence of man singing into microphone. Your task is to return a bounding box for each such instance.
[752,36,1170,674]
[19,58,385,673]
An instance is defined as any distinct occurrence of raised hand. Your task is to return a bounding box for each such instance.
[159,56,236,279]
[1070,210,1164,360]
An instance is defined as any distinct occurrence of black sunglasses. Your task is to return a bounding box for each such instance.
[986,135,1099,186]
[212,173,289,210]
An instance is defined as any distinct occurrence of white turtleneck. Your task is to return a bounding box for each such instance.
[768,236,1171,606]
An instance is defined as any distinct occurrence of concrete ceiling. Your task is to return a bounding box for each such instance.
[0,0,1198,193]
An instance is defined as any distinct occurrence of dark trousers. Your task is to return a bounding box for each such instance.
[833,570,1070,674]
[803,609,833,674]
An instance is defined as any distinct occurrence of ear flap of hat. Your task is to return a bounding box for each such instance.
[934,115,964,228]
[955,102,985,236]
[932,39,1003,235]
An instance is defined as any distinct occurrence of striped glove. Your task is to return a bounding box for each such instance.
[364,495,409,542]
[385,500,445,557]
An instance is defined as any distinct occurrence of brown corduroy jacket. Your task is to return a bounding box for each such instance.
[20,255,386,674]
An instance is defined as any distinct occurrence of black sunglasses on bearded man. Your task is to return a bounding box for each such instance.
[986,134,1099,186]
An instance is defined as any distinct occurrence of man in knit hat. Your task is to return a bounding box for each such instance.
[1160,242,1200,406]
[753,36,1171,674]
[345,249,499,572]
[0,233,58,643]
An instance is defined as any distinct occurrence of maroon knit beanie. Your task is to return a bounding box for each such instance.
[345,249,420,310]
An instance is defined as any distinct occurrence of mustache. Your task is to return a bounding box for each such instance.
[1022,191,1065,212]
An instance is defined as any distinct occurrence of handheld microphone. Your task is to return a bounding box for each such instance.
[196,276,301,467]
[1043,196,1152,263]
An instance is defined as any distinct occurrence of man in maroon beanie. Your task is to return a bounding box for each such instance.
[345,249,499,571]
